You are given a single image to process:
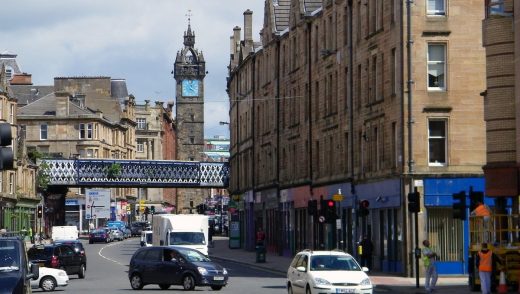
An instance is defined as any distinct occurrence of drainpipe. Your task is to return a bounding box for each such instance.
[347,0,356,254]
[406,0,418,286]
[276,38,282,256]
[307,20,314,249]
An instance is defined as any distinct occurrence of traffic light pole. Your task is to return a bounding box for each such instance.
[414,188,420,289]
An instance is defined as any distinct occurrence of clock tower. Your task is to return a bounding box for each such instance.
[173,19,206,212]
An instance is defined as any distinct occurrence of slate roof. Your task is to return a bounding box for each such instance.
[10,85,54,106]
[0,51,22,74]
[17,92,97,117]
[111,79,129,110]
[304,0,322,15]
[273,0,291,32]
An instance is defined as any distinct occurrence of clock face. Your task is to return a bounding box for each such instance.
[182,79,199,97]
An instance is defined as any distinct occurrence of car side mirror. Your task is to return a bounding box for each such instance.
[362,266,369,272]
[28,263,39,280]
[296,266,306,272]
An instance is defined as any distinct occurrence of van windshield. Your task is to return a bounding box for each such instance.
[169,232,205,245]
[0,240,20,271]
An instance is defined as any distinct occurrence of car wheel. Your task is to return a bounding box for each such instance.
[40,276,57,292]
[287,284,293,294]
[211,285,223,291]
[182,274,195,291]
[78,264,86,279]
[159,284,170,290]
[130,273,144,290]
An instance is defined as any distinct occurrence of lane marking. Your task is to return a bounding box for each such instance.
[98,239,130,267]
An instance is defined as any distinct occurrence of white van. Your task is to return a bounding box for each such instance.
[51,226,79,242]
[140,230,153,247]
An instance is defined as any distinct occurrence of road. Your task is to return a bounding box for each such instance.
[31,238,479,294]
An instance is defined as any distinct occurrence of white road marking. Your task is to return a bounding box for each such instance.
[98,240,128,267]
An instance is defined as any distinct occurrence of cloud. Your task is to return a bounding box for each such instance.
[1,0,265,138]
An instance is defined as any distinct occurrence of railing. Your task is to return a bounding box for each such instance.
[469,214,520,248]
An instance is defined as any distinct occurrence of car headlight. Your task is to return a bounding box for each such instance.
[58,271,67,277]
[313,277,331,286]
[360,278,371,286]
[223,268,228,275]
[198,267,209,275]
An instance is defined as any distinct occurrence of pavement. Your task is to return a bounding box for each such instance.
[208,236,468,293]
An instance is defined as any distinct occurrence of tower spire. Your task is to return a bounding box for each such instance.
[184,10,195,48]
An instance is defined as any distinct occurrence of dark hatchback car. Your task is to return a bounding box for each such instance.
[130,222,150,237]
[27,244,86,278]
[128,246,228,291]
[0,236,39,294]
[89,228,111,243]
[54,240,86,256]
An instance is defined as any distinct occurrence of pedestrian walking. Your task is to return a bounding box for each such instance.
[422,240,438,293]
[477,243,502,294]
[359,235,373,270]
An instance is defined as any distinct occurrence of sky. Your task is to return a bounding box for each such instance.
[1,0,266,138]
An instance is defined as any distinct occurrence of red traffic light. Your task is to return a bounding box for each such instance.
[360,200,370,208]
[327,200,334,207]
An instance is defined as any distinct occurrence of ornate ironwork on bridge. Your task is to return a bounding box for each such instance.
[41,159,230,188]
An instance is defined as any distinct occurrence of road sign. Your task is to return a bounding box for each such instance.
[85,189,111,219]
[332,194,344,201]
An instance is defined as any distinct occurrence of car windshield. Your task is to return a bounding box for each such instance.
[176,247,211,262]
[310,255,361,271]
[169,232,205,245]
[0,241,20,271]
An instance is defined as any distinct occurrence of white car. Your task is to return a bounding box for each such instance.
[31,266,69,292]
[287,250,372,294]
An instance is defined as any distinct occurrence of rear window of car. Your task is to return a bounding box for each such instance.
[27,247,53,259]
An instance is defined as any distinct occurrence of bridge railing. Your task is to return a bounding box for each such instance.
[40,159,229,188]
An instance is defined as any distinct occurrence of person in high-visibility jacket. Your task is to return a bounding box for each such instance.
[477,243,494,294]
[422,240,438,293]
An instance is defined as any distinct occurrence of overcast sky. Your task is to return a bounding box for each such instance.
[1,0,265,138]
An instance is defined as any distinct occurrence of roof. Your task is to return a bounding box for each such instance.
[273,0,291,31]
[10,85,54,106]
[17,92,100,118]
[304,0,322,15]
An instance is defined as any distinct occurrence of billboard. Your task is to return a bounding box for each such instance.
[85,189,111,219]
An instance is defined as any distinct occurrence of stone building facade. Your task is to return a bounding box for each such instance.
[134,100,177,208]
[15,76,137,233]
[227,0,486,276]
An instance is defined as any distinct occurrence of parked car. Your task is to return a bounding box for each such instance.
[108,228,124,241]
[140,230,153,247]
[0,235,39,294]
[27,244,86,279]
[89,229,111,244]
[122,227,132,239]
[128,246,228,291]
[31,266,69,291]
[131,222,150,236]
[286,250,373,294]
[53,240,86,257]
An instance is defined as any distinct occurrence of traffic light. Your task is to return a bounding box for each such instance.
[452,191,467,220]
[308,199,318,216]
[407,191,420,213]
[0,123,13,170]
[469,190,484,211]
[150,205,155,214]
[359,200,370,217]
[144,207,150,215]
[37,206,43,218]
[324,200,337,223]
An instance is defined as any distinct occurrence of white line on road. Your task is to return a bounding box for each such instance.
[98,240,128,267]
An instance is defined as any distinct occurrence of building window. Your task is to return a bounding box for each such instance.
[9,173,15,194]
[79,123,93,139]
[5,66,13,80]
[137,140,144,153]
[136,118,146,130]
[428,119,447,166]
[427,44,446,90]
[487,0,507,16]
[40,124,48,140]
[427,0,446,15]
[9,104,14,124]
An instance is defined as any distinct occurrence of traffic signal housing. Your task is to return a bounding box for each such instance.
[0,123,13,170]
[407,191,420,213]
[37,206,43,218]
[324,200,337,223]
[452,191,467,220]
[359,200,370,217]
[469,190,484,211]
[150,205,155,214]
[308,199,318,216]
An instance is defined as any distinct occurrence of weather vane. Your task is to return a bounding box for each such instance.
[186,10,192,25]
